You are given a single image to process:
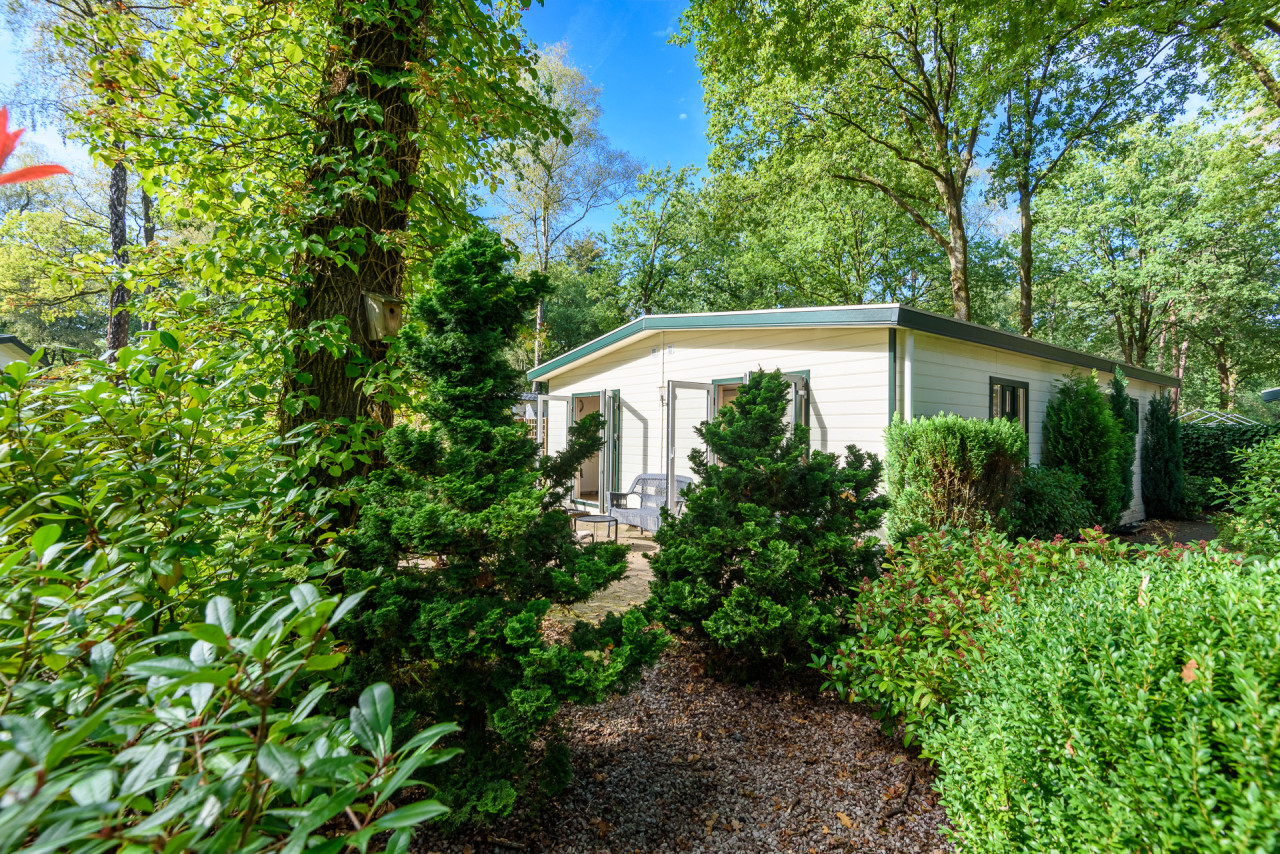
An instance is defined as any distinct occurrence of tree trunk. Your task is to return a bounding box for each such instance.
[105,158,130,356]
[141,188,157,333]
[1218,28,1280,113]
[1214,341,1233,411]
[1172,334,1190,412]
[1017,182,1034,336]
[279,2,425,475]
[943,188,970,321]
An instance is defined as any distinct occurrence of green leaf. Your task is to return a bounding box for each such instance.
[206,596,235,634]
[369,799,449,829]
[31,523,62,558]
[158,331,181,352]
[0,716,53,764]
[304,653,345,671]
[257,743,300,785]
[69,769,116,806]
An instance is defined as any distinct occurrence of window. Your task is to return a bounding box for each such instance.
[989,377,1029,433]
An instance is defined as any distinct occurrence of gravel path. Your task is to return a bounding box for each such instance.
[414,644,952,854]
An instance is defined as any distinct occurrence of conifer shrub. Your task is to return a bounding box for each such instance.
[647,369,887,674]
[1108,372,1139,514]
[1141,392,1186,518]
[338,230,664,827]
[926,546,1279,853]
[1043,373,1126,528]
[1009,465,1092,540]
[883,413,1027,543]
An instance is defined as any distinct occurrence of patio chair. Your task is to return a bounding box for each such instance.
[607,473,693,534]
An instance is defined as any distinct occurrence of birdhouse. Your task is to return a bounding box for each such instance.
[362,291,404,340]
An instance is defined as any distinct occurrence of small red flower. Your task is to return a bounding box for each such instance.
[0,107,71,185]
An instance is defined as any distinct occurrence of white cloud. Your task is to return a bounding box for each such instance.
[678,113,688,121]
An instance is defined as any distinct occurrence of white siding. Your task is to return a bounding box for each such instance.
[905,331,1170,524]
[547,327,893,491]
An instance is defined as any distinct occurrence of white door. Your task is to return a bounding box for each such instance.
[536,394,571,458]
[666,380,713,511]
[743,371,809,431]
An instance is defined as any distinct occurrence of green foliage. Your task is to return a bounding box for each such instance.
[1009,466,1093,541]
[815,529,1129,743]
[882,413,1028,543]
[1108,373,1138,513]
[648,370,887,674]
[1142,392,1187,518]
[339,231,664,827]
[925,546,1279,854]
[1043,373,1126,527]
[1181,420,1280,497]
[0,323,455,848]
[1217,437,1280,556]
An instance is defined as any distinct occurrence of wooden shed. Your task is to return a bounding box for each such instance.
[526,304,1179,524]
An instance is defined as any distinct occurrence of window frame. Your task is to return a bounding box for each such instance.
[988,376,1030,435]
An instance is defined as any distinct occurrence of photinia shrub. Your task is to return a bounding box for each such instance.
[814,529,1133,742]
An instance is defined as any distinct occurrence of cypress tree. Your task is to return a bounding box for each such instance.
[338,230,663,826]
[1043,373,1126,528]
[1142,392,1186,518]
[1109,372,1139,516]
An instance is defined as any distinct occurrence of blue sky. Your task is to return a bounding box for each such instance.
[1,3,709,229]
[521,0,710,177]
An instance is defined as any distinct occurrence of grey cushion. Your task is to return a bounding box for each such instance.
[607,474,694,533]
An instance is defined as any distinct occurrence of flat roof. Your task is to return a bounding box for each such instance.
[527,304,1179,387]
[0,334,35,357]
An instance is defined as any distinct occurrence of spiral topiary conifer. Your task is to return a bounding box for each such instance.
[648,369,886,675]
[337,230,663,827]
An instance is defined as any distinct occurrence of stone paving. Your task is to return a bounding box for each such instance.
[551,524,657,623]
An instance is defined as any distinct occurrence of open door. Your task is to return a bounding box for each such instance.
[536,394,571,459]
[781,372,809,430]
[742,370,809,431]
[666,380,713,511]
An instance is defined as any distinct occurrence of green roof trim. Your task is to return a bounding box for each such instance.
[527,304,1179,388]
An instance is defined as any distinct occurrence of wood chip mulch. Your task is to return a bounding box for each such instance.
[412,642,952,854]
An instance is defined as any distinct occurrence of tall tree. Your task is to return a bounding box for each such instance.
[72,0,560,481]
[985,11,1190,335]
[5,0,169,356]
[489,43,641,363]
[682,0,1000,320]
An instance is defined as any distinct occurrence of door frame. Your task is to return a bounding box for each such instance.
[665,380,714,511]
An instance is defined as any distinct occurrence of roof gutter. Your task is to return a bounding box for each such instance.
[527,304,1179,388]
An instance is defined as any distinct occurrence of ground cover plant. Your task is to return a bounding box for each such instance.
[926,545,1279,853]
[339,231,664,827]
[0,328,455,849]
[649,369,886,674]
[816,529,1131,742]
[882,413,1027,542]
[1043,373,1128,528]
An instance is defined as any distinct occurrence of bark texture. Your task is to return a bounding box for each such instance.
[280,2,425,459]
[105,159,130,355]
